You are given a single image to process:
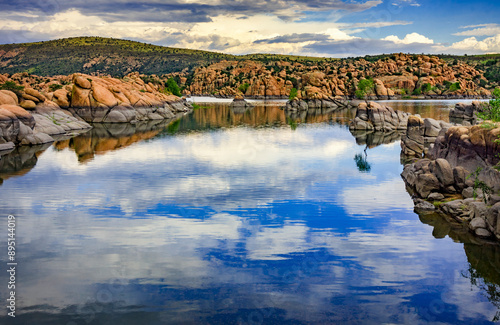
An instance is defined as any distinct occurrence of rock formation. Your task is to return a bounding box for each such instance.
[401,120,500,241]
[349,101,410,132]
[401,115,452,158]
[0,72,192,150]
[183,54,491,100]
[449,100,484,125]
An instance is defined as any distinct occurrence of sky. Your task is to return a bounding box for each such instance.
[0,0,499,57]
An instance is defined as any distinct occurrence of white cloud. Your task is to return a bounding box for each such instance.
[340,178,414,216]
[341,20,413,29]
[454,24,500,37]
[383,32,434,44]
[392,0,421,7]
[449,34,500,52]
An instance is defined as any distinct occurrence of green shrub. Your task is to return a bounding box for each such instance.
[412,87,422,95]
[477,88,500,122]
[0,81,24,96]
[238,83,250,94]
[355,78,374,99]
[422,83,432,93]
[449,82,461,92]
[165,78,182,97]
[289,88,298,100]
[466,167,493,204]
[49,84,63,92]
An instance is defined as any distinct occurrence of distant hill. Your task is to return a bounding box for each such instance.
[0,37,238,76]
[0,37,339,77]
[0,37,499,99]
[1,37,499,84]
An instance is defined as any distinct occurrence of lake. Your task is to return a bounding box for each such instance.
[0,99,498,324]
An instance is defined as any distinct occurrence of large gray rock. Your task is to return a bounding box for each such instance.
[486,202,500,240]
[433,158,454,187]
[285,99,309,111]
[415,173,440,198]
[401,115,424,157]
[349,102,409,132]
[423,118,441,137]
[441,200,468,219]
[414,198,436,212]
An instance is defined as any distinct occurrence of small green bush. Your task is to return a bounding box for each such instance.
[477,88,500,122]
[449,82,461,92]
[289,88,298,100]
[238,83,250,94]
[412,87,422,95]
[165,78,182,97]
[422,83,432,93]
[466,167,493,204]
[49,84,63,92]
[0,81,24,96]
[355,78,374,99]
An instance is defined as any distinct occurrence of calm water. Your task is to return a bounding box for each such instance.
[0,100,499,324]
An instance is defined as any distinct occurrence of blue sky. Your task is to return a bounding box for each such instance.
[0,0,499,57]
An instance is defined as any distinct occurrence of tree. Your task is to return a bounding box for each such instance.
[355,78,374,99]
[166,78,182,97]
[238,83,250,94]
[354,152,371,172]
[289,88,298,100]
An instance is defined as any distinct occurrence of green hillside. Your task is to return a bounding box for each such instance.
[0,37,237,76]
[0,37,499,83]
[0,37,341,77]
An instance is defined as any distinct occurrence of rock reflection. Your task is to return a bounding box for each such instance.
[378,100,452,122]
[0,144,51,182]
[464,244,500,322]
[55,120,174,163]
[417,211,500,320]
[350,129,403,148]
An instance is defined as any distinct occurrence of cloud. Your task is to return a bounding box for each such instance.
[0,0,384,23]
[383,32,434,44]
[253,33,332,44]
[454,23,500,37]
[303,37,437,57]
[392,0,420,7]
[341,20,413,29]
[448,34,500,53]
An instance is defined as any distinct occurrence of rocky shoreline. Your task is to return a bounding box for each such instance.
[347,99,500,242]
[0,73,193,152]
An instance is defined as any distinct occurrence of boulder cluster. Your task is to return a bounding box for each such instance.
[0,72,191,151]
[183,53,490,100]
[400,118,500,241]
[401,115,451,158]
[349,101,410,132]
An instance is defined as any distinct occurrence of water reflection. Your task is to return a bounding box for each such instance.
[0,101,498,324]
[0,144,52,182]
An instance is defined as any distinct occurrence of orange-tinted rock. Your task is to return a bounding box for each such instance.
[52,89,70,108]
[0,104,34,128]
[0,91,18,105]
[0,90,18,105]
[24,88,46,102]
[71,85,91,107]
[74,75,91,89]
[20,100,36,110]
[92,83,118,108]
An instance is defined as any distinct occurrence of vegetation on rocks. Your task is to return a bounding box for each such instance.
[1,37,499,101]
[0,81,24,95]
[478,88,500,122]
[355,78,374,99]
